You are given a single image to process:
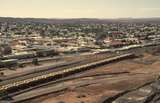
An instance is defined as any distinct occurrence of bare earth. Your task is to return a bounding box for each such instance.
[27,53,160,103]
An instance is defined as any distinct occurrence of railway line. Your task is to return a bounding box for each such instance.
[0,42,158,103]
[10,72,130,103]
[0,52,115,82]
[0,60,82,81]
[1,71,130,103]
[0,53,135,101]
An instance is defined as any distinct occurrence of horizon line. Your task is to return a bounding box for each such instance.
[1,16,160,20]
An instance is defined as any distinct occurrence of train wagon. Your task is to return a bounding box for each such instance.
[0,59,18,68]
[0,52,35,60]
[36,49,59,57]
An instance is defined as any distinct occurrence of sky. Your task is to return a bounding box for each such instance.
[0,0,160,18]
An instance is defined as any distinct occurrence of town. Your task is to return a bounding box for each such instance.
[0,18,160,103]
[1,18,160,56]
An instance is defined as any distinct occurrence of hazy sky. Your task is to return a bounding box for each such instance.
[0,0,160,18]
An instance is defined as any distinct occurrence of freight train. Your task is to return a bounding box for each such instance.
[0,53,135,93]
[0,49,59,60]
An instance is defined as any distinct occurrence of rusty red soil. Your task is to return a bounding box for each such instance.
[26,53,160,103]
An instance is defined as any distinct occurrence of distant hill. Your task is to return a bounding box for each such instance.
[0,17,160,24]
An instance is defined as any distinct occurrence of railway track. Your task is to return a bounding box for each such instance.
[1,71,130,103]
[0,53,135,102]
[0,60,83,81]
[10,72,131,103]
[0,52,115,82]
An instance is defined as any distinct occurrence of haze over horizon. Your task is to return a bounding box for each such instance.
[0,0,160,18]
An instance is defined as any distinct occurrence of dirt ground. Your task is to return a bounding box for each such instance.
[27,53,160,103]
